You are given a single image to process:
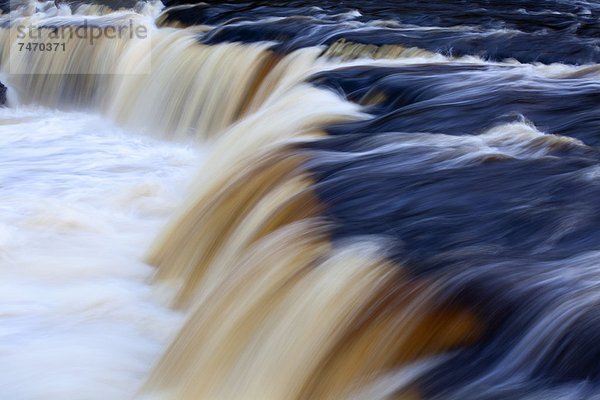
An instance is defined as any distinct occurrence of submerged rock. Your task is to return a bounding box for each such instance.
[0,81,6,106]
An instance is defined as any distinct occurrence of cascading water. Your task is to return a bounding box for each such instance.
[1,0,600,399]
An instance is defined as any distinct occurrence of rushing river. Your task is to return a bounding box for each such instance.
[1,1,599,399]
[0,107,202,399]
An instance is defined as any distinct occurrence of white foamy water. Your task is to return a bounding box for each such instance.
[0,107,203,400]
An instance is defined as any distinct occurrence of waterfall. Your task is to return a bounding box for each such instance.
[1,2,329,139]
[1,1,600,399]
